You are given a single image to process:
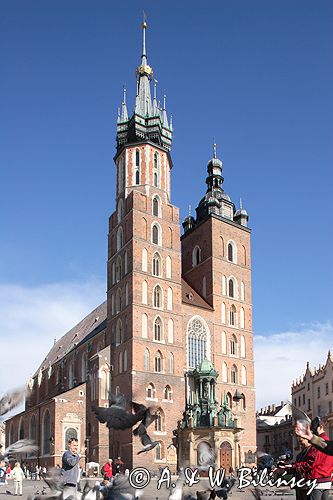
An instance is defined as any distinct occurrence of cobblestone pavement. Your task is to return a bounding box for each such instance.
[0,477,304,500]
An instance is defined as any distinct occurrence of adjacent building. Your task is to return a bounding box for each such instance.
[256,402,293,459]
[291,350,333,440]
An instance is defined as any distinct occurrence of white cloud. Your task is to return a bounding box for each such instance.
[254,321,333,409]
[0,279,105,397]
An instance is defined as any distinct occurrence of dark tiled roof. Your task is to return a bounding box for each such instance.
[35,301,107,374]
[181,278,213,310]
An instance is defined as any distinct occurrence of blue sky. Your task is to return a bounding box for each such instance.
[0,0,332,407]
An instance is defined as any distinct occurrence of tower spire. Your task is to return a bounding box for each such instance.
[116,21,173,153]
[135,16,153,117]
[162,93,169,128]
[121,85,128,122]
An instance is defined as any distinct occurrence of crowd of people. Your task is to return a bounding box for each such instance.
[3,420,333,498]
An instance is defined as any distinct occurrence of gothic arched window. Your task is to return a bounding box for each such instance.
[230,335,237,356]
[169,352,174,374]
[101,369,110,400]
[116,319,122,345]
[155,409,164,432]
[152,252,162,277]
[116,256,122,282]
[154,317,163,341]
[155,443,162,460]
[230,365,238,384]
[18,417,24,441]
[152,224,160,245]
[147,383,155,399]
[153,285,162,308]
[187,317,210,369]
[29,415,36,441]
[228,279,235,298]
[68,360,74,389]
[154,351,163,373]
[135,149,140,167]
[81,352,88,381]
[164,385,172,400]
[154,152,158,170]
[117,226,123,251]
[116,288,122,313]
[192,246,201,267]
[227,241,237,263]
[144,348,150,370]
[153,196,160,217]
[42,410,51,455]
[230,305,236,326]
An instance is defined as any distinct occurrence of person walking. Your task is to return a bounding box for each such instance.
[61,438,81,499]
[11,462,25,496]
[102,459,113,482]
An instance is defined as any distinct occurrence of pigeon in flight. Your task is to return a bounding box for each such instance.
[0,387,25,417]
[0,439,38,462]
[135,424,161,455]
[93,394,146,430]
[133,408,157,437]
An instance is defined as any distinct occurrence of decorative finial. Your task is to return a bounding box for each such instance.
[213,142,217,159]
[122,85,127,104]
[153,79,158,100]
[142,11,147,28]
[328,350,331,358]
[163,93,166,110]
[189,205,191,217]
[240,197,243,209]
[170,114,173,131]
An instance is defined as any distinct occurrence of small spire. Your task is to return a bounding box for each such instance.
[213,142,217,159]
[117,107,121,123]
[240,197,243,209]
[121,85,128,122]
[153,79,158,115]
[189,204,191,216]
[162,93,169,128]
[170,114,173,131]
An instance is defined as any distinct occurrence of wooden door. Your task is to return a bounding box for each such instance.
[220,441,232,470]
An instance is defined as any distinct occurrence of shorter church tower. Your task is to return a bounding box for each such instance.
[180,145,256,467]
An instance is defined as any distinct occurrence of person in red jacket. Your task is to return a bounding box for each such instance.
[307,422,333,500]
[102,459,113,483]
[277,436,317,500]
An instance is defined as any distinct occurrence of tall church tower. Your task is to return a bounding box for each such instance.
[106,21,183,470]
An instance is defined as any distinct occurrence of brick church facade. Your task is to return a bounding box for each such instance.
[6,22,256,473]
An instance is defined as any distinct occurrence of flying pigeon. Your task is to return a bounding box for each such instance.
[135,425,161,454]
[0,439,38,462]
[0,387,25,417]
[133,408,157,437]
[92,394,146,431]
